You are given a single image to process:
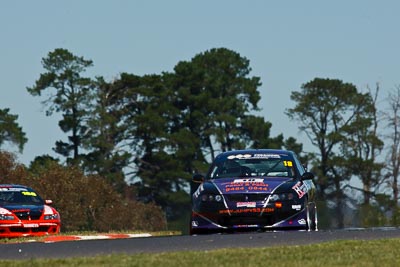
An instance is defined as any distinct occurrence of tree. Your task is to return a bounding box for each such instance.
[25,155,167,232]
[0,151,27,182]
[283,136,312,165]
[383,85,400,224]
[241,115,284,149]
[123,73,190,220]
[340,84,384,206]
[172,47,269,161]
[287,78,378,228]
[80,76,132,192]
[0,108,27,152]
[27,48,94,165]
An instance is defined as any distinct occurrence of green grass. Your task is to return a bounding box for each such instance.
[1,238,400,267]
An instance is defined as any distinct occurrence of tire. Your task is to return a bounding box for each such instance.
[190,227,197,235]
[189,220,205,235]
[190,228,208,235]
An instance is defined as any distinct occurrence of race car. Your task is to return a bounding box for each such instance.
[190,149,317,234]
[0,184,61,237]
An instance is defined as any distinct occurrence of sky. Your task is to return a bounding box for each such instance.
[1,1,400,165]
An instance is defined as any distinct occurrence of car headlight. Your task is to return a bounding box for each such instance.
[0,214,15,220]
[44,214,59,220]
[201,194,223,202]
[0,208,15,220]
[270,193,295,201]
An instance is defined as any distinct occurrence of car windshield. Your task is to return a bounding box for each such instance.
[0,189,44,205]
[209,154,296,179]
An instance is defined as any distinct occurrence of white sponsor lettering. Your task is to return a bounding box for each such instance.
[233,178,264,183]
[0,188,27,192]
[227,154,282,159]
[292,204,302,210]
[237,202,256,208]
[292,182,307,198]
[227,154,252,159]
[23,223,39,228]
[253,154,281,158]
[193,184,204,198]
[298,219,307,225]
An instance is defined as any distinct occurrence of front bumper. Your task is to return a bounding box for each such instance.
[191,202,308,233]
[0,221,61,238]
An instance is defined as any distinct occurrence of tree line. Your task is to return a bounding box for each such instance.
[0,151,166,232]
[1,47,400,231]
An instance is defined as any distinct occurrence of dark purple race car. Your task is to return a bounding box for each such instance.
[190,149,317,234]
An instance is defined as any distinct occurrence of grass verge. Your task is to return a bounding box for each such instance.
[1,238,400,266]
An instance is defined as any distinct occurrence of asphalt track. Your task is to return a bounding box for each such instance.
[1,228,400,260]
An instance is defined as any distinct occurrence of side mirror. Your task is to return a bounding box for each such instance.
[192,174,205,183]
[301,172,314,181]
[45,199,53,205]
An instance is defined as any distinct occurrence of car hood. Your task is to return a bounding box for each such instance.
[1,204,44,214]
[208,177,294,194]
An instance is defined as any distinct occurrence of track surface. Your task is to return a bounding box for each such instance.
[1,228,400,260]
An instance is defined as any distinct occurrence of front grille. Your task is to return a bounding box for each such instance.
[222,209,303,226]
[219,215,274,226]
[14,211,42,220]
[225,194,268,202]
[9,227,50,233]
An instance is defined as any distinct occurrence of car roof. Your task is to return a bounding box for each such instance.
[216,149,294,158]
[0,184,31,189]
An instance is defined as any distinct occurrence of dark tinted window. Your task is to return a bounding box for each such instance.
[0,189,44,205]
[208,152,297,179]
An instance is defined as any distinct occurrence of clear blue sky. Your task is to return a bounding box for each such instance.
[1,1,399,165]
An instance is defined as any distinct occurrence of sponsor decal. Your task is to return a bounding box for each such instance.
[225,180,268,192]
[193,184,204,198]
[253,153,281,159]
[292,204,302,210]
[292,182,307,198]
[237,202,256,208]
[225,186,245,193]
[11,209,30,213]
[227,154,252,159]
[23,223,39,228]
[225,185,268,192]
[283,160,293,167]
[0,187,28,192]
[234,225,258,228]
[233,178,264,183]
[21,191,37,196]
[298,219,307,225]
[219,208,274,214]
[227,154,283,159]
[191,221,199,227]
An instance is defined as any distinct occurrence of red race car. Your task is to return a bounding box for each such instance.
[0,184,61,238]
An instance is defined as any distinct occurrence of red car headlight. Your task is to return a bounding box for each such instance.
[0,214,15,220]
[43,205,60,220]
[0,207,15,220]
[44,214,59,220]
